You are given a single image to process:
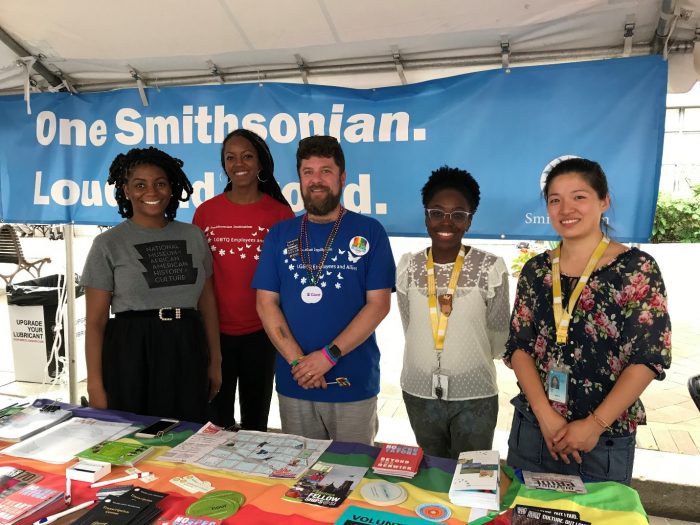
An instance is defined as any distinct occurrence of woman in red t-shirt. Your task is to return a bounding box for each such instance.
[193,129,294,430]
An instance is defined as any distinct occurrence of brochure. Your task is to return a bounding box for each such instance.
[334,505,429,525]
[77,440,154,466]
[511,504,591,524]
[0,484,64,525]
[448,449,500,510]
[158,423,331,479]
[0,405,72,442]
[283,461,367,508]
[522,471,587,494]
[371,443,423,479]
[1,418,134,464]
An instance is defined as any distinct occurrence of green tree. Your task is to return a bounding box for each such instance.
[652,184,700,243]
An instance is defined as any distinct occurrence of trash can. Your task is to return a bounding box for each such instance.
[6,274,86,383]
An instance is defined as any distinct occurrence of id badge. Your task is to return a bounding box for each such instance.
[431,368,449,400]
[547,368,568,403]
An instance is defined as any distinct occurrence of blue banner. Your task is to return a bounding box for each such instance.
[0,56,667,241]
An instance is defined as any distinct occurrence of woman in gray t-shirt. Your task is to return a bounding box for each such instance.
[81,147,221,423]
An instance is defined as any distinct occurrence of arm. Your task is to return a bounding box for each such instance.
[256,289,323,389]
[486,259,511,359]
[395,253,411,333]
[85,287,112,409]
[552,365,655,459]
[510,349,570,462]
[198,277,222,401]
[292,288,391,388]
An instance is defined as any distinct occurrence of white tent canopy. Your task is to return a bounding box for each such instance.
[0,0,699,94]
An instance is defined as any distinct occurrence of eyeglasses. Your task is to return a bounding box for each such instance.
[425,208,473,225]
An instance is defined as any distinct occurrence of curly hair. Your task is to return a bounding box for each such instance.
[107,147,193,221]
[421,165,481,213]
[220,129,290,206]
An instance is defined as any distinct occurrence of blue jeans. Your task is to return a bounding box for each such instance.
[507,395,636,485]
[402,391,498,459]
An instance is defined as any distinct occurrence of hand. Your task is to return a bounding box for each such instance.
[208,361,223,402]
[551,416,604,464]
[87,383,108,410]
[536,407,569,462]
[292,350,332,389]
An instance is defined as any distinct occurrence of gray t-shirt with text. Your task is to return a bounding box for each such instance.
[81,220,213,313]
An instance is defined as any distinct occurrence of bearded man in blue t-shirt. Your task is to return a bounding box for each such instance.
[253,135,395,445]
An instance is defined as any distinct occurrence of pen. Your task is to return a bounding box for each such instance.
[32,499,95,524]
[90,471,151,488]
[64,477,71,504]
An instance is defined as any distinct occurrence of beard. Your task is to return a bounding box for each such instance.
[302,185,342,216]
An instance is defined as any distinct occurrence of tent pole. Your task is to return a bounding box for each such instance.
[0,24,63,88]
[64,223,78,405]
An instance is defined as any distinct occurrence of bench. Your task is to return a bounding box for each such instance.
[0,224,52,286]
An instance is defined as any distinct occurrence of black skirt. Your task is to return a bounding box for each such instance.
[102,313,210,423]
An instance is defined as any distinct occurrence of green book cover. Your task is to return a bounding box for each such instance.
[76,440,154,466]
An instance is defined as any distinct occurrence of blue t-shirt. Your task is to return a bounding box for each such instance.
[252,210,396,402]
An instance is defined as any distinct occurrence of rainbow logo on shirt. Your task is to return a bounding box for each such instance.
[349,236,369,256]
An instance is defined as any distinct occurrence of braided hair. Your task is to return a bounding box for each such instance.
[421,165,481,213]
[107,147,194,221]
[220,129,290,206]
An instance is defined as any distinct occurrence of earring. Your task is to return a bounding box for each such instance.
[219,171,226,183]
[257,170,268,183]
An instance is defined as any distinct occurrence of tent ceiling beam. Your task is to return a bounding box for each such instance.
[1,42,693,96]
[0,24,64,89]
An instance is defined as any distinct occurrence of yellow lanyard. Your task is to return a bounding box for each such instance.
[427,245,466,351]
[551,237,609,345]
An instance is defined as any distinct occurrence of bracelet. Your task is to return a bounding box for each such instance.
[321,345,337,366]
[590,411,613,432]
[290,356,305,368]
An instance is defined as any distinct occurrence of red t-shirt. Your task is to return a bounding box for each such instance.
[193,193,294,335]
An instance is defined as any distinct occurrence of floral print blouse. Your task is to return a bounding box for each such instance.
[503,248,672,435]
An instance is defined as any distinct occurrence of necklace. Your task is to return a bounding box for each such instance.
[426,245,466,351]
[551,236,609,345]
[299,206,345,286]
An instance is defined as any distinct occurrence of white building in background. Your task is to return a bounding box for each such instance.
[663,82,700,197]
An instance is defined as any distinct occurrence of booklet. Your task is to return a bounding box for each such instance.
[0,405,72,442]
[1,418,134,464]
[522,471,587,494]
[283,461,367,508]
[0,484,64,525]
[77,440,154,466]
[511,504,591,524]
[371,443,423,479]
[335,505,429,525]
[73,487,167,525]
[448,449,500,511]
[0,467,43,499]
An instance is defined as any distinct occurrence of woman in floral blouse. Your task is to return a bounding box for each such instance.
[504,158,671,485]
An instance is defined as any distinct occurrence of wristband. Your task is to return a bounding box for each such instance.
[590,411,613,432]
[321,346,337,366]
[290,356,305,368]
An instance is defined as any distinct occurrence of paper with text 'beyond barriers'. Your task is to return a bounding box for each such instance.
[1,418,135,464]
